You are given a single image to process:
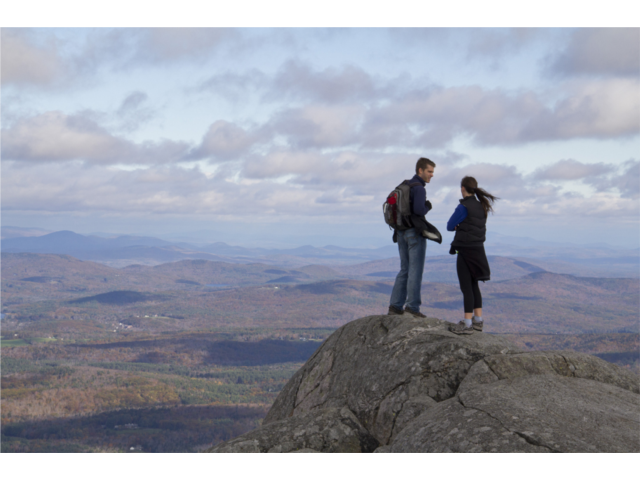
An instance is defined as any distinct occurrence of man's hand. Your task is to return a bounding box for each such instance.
[425,200,432,212]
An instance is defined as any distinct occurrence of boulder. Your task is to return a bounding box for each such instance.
[457,350,640,396]
[389,374,640,452]
[205,315,640,453]
[264,315,521,444]
[205,407,378,453]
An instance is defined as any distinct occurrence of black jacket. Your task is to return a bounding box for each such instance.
[449,196,490,281]
[453,245,491,281]
[410,215,442,243]
[451,196,486,247]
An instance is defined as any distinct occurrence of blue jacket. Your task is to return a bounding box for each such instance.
[447,204,468,231]
[409,174,430,216]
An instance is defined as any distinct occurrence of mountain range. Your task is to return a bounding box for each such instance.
[1,229,399,266]
[2,227,638,277]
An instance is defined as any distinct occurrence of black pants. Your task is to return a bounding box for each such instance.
[457,254,482,313]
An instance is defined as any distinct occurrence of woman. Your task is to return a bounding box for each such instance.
[446,176,498,335]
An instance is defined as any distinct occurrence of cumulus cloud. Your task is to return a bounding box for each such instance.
[239,148,639,219]
[242,149,417,200]
[532,159,617,181]
[207,137,640,220]
[189,120,267,161]
[192,53,638,151]
[2,162,213,214]
[433,160,639,219]
[196,61,384,104]
[464,28,542,62]
[2,28,246,90]
[1,29,64,86]
[0,153,640,221]
[271,104,366,149]
[583,159,640,199]
[127,28,238,64]
[254,79,639,150]
[267,60,382,103]
[3,29,638,230]
[359,86,467,147]
[524,79,640,140]
[117,91,148,115]
[386,28,545,70]
[3,150,638,222]
[193,69,267,101]
[547,28,640,77]
[358,79,640,147]
[610,160,640,199]
[74,29,239,71]
[115,91,156,132]
[0,161,366,218]
[2,111,189,164]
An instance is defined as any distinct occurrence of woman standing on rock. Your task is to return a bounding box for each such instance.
[446,176,498,335]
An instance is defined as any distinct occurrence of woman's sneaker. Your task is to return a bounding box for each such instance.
[449,321,474,335]
[472,318,483,332]
[404,308,426,318]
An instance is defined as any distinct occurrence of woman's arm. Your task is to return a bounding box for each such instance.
[447,204,467,231]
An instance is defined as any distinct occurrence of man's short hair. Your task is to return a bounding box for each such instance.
[416,157,436,174]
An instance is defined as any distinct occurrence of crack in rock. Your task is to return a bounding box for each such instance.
[457,395,556,453]
[513,431,560,453]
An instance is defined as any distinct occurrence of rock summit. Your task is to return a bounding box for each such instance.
[206,315,639,453]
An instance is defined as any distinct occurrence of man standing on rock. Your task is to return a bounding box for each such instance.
[387,157,435,318]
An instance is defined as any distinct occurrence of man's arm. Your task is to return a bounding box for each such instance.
[412,185,429,216]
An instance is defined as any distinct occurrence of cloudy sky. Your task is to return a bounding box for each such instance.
[2,25,639,248]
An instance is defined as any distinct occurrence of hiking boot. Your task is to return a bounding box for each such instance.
[449,321,475,335]
[404,308,426,318]
[472,318,483,332]
[387,305,404,316]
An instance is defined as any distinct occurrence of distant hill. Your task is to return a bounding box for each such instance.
[3,252,638,337]
[1,230,180,253]
[0,254,343,301]
[1,230,400,267]
[69,290,170,305]
[200,242,399,260]
[3,229,636,276]
[337,255,546,283]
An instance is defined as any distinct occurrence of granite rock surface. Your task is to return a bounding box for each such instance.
[205,407,378,453]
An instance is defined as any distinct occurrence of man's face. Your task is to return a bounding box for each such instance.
[418,166,435,183]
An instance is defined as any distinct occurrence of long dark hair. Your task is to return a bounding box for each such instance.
[461,176,498,217]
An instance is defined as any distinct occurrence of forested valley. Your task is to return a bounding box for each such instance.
[2,253,638,452]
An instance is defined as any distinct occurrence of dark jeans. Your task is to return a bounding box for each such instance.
[457,254,482,313]
[390,228,426,312]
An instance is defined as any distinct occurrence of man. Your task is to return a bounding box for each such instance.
[388,157,436,318]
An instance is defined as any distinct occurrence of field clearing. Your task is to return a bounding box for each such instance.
[1,338,30,347]
[1,337,58,347]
